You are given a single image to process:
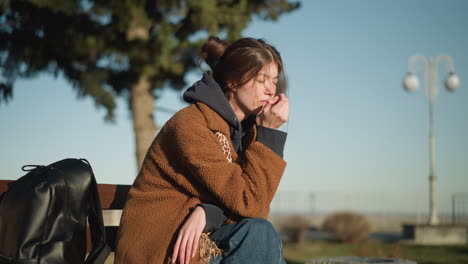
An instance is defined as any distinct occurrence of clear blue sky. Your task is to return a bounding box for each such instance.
[1,0,467,200]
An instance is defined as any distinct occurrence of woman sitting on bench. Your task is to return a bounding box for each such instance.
[115,36,289,264]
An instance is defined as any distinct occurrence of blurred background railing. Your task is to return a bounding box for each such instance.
[270,190,468,232]
[452,192,468,225]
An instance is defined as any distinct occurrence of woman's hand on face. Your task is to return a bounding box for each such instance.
[258,93,289,129]
[172,206,206,264]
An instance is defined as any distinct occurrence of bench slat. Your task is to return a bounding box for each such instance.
[1,180,131,210]
[103,210,123,227]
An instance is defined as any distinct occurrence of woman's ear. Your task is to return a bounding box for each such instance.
[226,82,237,92]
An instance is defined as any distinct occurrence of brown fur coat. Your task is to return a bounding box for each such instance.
[114,102,286,264]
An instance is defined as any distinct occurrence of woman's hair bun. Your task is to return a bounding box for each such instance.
[201,36,229,70]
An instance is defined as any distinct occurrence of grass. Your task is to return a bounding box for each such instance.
[283,241,468,264]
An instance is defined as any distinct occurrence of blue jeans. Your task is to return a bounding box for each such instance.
[209,218,286,264]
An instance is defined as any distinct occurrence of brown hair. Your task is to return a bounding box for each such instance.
[200,36,286,95]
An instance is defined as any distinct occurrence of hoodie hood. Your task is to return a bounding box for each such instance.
[183,72,238,128]
[183,72,255,153]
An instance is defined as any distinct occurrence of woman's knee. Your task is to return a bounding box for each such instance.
[240,217,271,227]
[239,218,279,238]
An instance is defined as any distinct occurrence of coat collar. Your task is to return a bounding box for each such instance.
[195,102,257,147]
[196,102,231,136]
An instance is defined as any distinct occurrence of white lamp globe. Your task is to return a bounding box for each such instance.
[403,73,419,92]
[445,72,460,92]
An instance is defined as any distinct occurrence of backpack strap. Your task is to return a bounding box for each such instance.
[0,252,38,264]
[80,159,111,264]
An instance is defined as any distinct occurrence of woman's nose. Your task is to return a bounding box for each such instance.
[265,81,276,96]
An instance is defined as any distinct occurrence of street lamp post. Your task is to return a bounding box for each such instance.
[403,54,460,225]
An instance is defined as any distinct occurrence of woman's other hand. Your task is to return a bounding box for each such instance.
[258,93,289,129]
[172,206,206,264]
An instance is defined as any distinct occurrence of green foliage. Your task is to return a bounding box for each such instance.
[283,241,468,264]
[0,0,300,121]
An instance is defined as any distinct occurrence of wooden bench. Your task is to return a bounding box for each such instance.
[0,180,131,260]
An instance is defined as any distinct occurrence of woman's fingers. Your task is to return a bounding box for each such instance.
[173,229,190,264]
[192,229,202,258]
[172,232,182,263]
[184,232,193,264]
[273,94,288,119]
[172,206,206,263]
[262,95,278,114]
[271,96,289,122]
[269,95,280,105]
[182,230,201,264]
[179,233,188,264]
[259,93,289,129]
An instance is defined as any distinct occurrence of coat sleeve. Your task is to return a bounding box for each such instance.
[169,119,286,218]
[198,203,228,232]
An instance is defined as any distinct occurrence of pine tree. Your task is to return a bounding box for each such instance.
[0,0,300,168]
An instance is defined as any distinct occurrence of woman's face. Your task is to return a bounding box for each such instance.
[228,62,279,120]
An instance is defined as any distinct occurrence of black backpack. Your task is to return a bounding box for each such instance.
[0,158,111,264]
